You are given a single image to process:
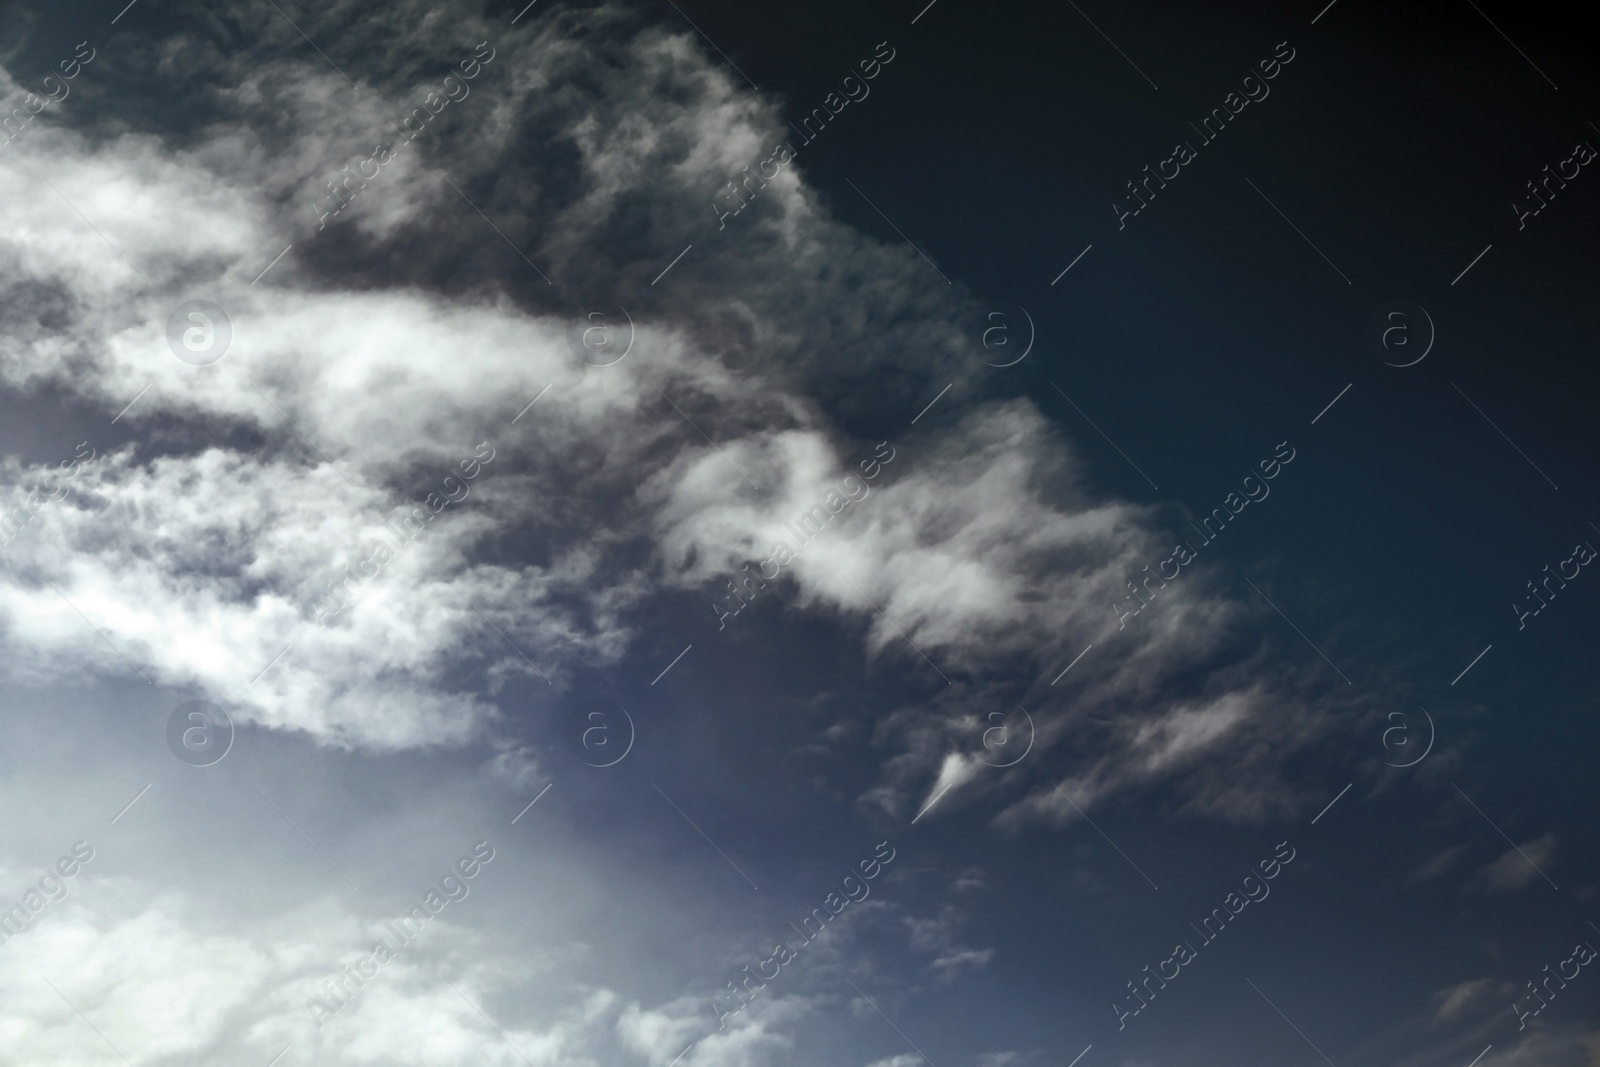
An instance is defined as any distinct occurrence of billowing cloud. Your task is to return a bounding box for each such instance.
[0,5,1562,1067]
[0,0,1365,829]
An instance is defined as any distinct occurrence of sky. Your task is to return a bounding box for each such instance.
[0,0,1597,1065]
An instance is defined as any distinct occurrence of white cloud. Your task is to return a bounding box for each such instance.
[1,0,1361,834]
[1478,834,1558,895]
[904,907,993,984]
[1432,978,1500,1023]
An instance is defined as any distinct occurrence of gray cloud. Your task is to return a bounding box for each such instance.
[0,4,1408,1064]
[1477,834,1558,895]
